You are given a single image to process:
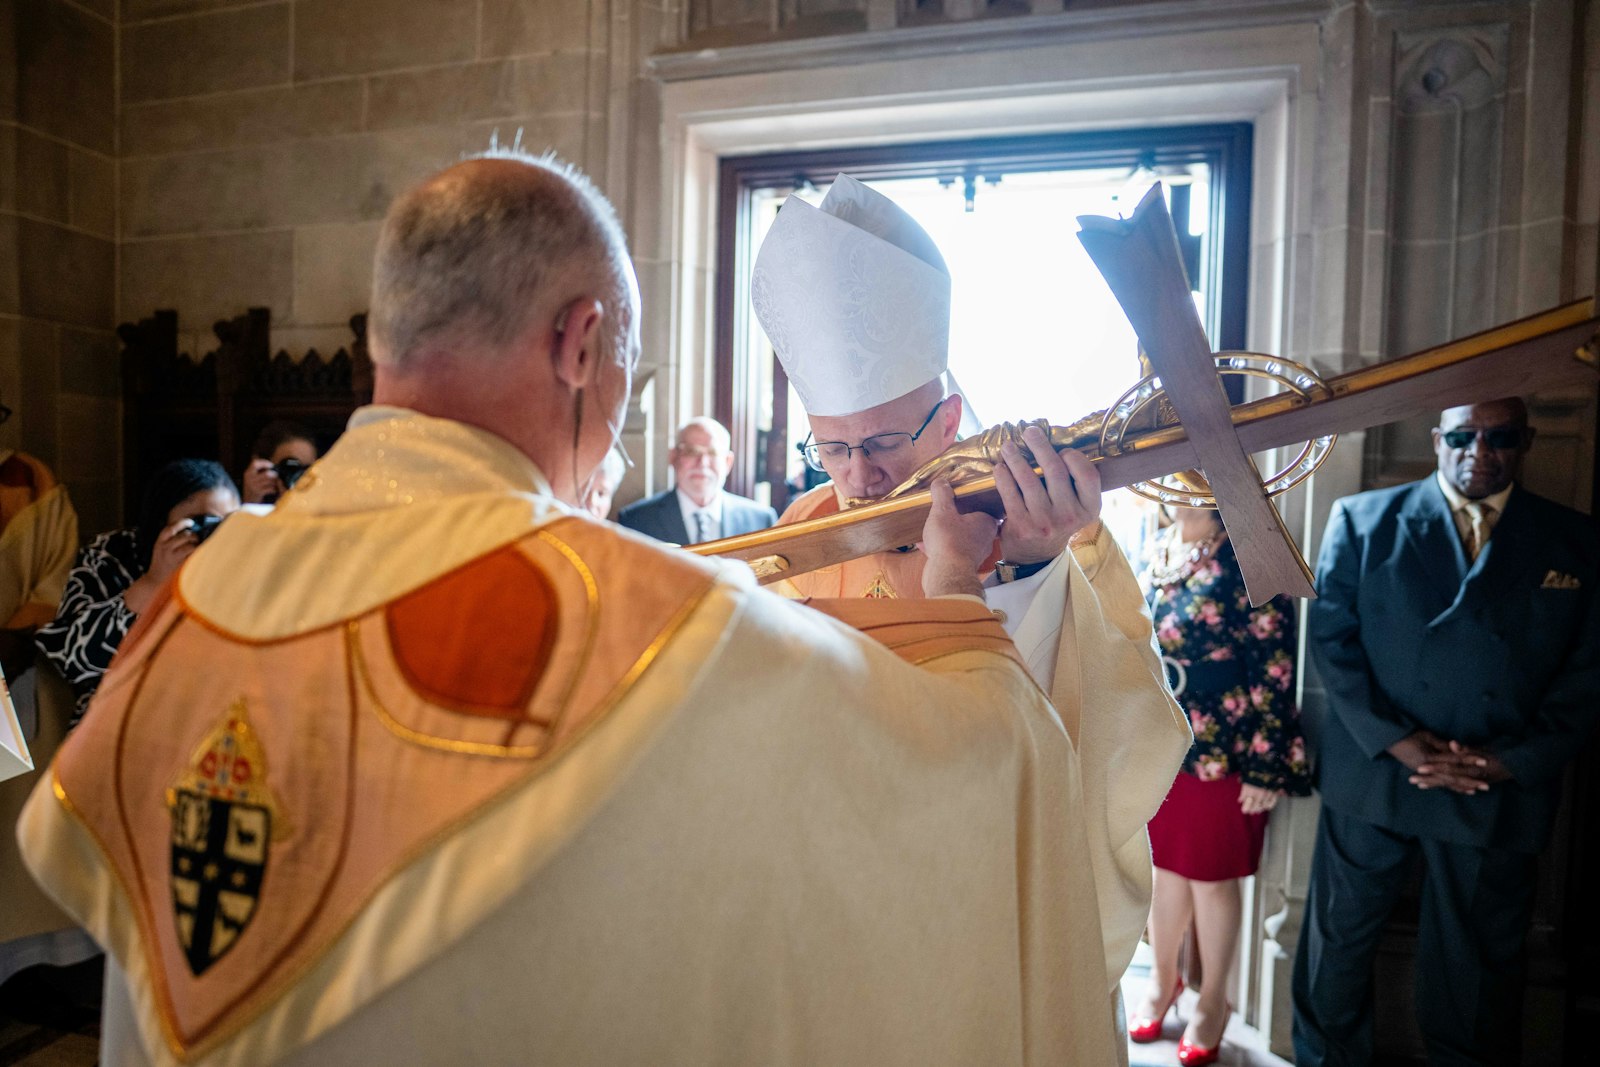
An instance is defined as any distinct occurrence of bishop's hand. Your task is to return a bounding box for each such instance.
[994,424,1102,565]
[920,478,1000,599]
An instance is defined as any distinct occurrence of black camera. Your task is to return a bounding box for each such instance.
[189,515,224,544]
[273,457,310,490]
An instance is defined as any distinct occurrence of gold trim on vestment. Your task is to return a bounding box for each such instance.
[246,575,716,1067]
[353,526,603,758]
[353,622,549,758]
[907,647,1053,704]
[43,617,199,1062]
[52,562,722,1063]
[532,526,602,747]
[172,529,547,648]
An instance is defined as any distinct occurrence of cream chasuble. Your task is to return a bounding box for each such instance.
[21,407,1134,1067]
[777,483,1192,1004]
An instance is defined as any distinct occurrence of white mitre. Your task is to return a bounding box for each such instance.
[752,174,951,417]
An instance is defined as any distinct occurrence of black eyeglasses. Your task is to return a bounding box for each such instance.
[1440,426,1523,450]
[0,403,10,427]
[798,399,945,473]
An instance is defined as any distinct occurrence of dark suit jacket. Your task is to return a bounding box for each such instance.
[617,488,777,545]
[1308,477,1599,852]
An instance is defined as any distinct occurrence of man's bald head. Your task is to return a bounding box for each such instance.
[368,153,631,368]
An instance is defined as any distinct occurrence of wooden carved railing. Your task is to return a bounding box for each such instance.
[119,308,372,517]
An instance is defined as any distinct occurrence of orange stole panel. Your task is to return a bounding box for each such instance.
[805,596,1026,669]
[385,545,558,718]
[48,519,728,1060]
[776,483,1003,600]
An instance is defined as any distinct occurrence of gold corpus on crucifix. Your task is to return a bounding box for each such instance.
[872,352,1336,510]
[694,187,1600,602]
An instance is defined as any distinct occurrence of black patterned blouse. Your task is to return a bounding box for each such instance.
[35,528,143,723]
[1144,534,1312,794]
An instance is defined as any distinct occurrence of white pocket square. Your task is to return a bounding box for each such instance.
[1540,570,1581,590]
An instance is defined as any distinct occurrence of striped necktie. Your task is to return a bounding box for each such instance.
[1463,501,1496,562]
[694,510,716,544]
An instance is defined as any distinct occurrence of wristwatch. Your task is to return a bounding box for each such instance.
[994,558,1052,583]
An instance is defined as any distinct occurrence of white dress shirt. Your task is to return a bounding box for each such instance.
[675,488,723,544]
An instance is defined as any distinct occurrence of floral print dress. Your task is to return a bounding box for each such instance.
[1145,535,1311,795]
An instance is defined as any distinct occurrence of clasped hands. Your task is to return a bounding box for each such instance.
[1388,729,1513,794]
[920,425,1101,599]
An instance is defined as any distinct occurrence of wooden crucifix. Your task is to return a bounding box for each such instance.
[696,187,1600,601]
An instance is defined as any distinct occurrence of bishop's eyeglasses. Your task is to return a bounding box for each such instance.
[797,399,945,473]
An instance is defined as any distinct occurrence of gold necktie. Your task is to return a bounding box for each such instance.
[1463,501,1496,561]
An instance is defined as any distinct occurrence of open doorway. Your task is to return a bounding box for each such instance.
[714,123,1252,553]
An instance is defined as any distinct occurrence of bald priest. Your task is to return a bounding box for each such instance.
[22,154,1166,1065]
[755,175,1192,1053]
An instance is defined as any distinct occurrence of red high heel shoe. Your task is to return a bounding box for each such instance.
[1127,977,1183,1043]
[1175,1002,1232,1066]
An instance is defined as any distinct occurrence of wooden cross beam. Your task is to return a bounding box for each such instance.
[1078,186,1316,603]
[696,201,1599,596]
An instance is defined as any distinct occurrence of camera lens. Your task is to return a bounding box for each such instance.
[274,458,309,489]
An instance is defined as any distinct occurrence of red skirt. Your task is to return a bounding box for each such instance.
[1147,771,1270,882]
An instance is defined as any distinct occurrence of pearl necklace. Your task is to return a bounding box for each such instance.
[1148,525,1227,587]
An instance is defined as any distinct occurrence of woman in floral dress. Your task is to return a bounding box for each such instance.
[1128,506,1311,1066]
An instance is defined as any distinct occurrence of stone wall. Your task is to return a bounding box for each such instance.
[5,1,1594,535]
[1,0,1597,1059]
[117,0,609,381]
[0,0,118,538]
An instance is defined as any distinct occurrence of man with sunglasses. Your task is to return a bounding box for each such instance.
[1294,398,1600,1066]
[755,175,1191,1060]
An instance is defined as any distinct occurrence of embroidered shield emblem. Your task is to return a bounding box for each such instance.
[862,572,897,599]
[166,699,285,976]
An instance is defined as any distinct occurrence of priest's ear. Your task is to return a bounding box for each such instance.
[550,297,606,392]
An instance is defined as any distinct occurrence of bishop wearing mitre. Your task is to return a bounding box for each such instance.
[756,175,1192,1054]
[22,153,1175,1066]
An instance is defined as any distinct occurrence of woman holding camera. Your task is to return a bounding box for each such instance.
[35,459,238,724]
[242,421,319,505]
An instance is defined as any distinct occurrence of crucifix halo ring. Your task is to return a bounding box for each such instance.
[1098,352,1338,509]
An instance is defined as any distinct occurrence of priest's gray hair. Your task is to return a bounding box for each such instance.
[368,150,631,368]
[675,416,732,453]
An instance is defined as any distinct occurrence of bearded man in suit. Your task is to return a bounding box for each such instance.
[1293,397,1600,1066]
[618,417,776,544]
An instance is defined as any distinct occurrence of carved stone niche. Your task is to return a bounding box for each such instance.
[1387,26,1510,348]
[1371,25,1511,490]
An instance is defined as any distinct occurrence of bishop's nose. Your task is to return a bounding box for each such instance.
[842,449,889,497]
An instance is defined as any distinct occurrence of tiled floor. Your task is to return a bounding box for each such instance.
[1122,941,1294,1067]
